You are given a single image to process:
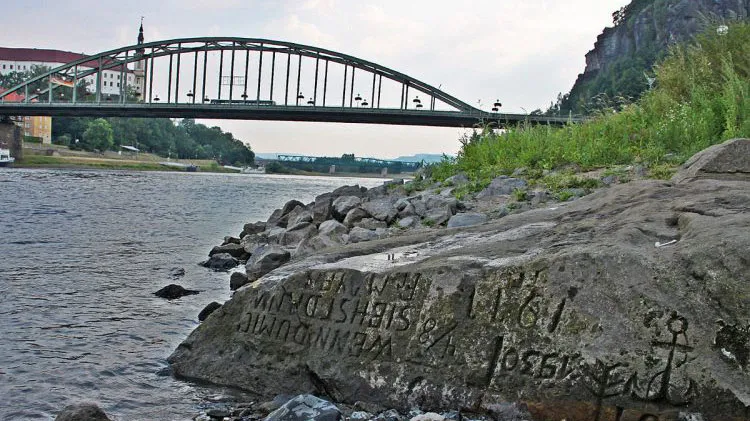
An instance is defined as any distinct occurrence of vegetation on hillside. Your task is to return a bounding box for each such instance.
[430,23,750,187]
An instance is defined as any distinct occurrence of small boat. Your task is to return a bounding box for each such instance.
[186,164,199,172]
[0,148,15,167]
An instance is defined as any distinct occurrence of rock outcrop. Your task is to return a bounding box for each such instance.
[171,141,750,420]
[54,403,111,421]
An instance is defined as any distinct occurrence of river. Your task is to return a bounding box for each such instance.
[0,168,384,420]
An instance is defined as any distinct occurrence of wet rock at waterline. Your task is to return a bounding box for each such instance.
[264,394,342,421]
[170,176,750,420]
[154,284,199,300]
[54,403,112,421]
[230,272,250,290]
[200,253,240,271]
[198,302,222,321]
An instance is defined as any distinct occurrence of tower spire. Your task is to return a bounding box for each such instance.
[138,17,144,45]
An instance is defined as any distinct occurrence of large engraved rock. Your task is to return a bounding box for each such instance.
[170,176,750,420]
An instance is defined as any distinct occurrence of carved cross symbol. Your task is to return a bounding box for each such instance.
[643,314,696,404]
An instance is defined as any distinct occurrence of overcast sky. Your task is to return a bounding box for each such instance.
[2,0,630,158]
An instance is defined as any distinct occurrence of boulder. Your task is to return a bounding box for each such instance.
[222,236,241,245]
[343,207,370,228]
[242,233,270,254]
[355,218,388,231]
[318,220,348,241]
[313,193,334,225]
[288,210,314,228]
[423,207,452,226]
[444,173,469,186]
[476,176,528,198]
[241,221,266,238]
[332,184,367,198]
[423,195,459,214]
[362,198,398,224]
[154,284,200,299]
[170,172,750,420]
[277,205,306,228]
[268,200,306,228]
[673,138,750,183]
[209,243,246,258]
[278,222,318,247]
[264,394,341,421]
[366,184,389,199]
[348,227,380,244]
[397,216,419,229]
[230,271,251,290]
[447,212,487,228]
[200,253,239,271]
[245,245,291,282]
[54,403,111,421]
[198,302,222,321]
[332,196,362,221]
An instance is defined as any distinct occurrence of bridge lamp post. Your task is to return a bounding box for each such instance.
[241,92,249,103]
[203,96,210,103]
[492,100,502,113]
[297,92,304,106]
[187,90,194,99]
[413,96,422,109]
[307,97,315,106]
[154,94,161,102]
[355,93,362,107]
[361,99,369,107]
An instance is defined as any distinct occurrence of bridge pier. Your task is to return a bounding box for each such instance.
[0,118,23,162]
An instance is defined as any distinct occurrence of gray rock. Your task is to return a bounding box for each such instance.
[242,233,270,254]
[394,198,411,212]
[332,184,367,198]
[409,413,444,421]
[366,184,389,199]
[200,253,239,271]
[288,210,314,228]
[348,227,380,243]
[601,175,618,185]
[476,175,528,198]
[245,245,291,282]
[444,173,469,186]
[55,403,111,421]
[230,271,250,290]
[355,218,388,230]
[318,220,348,240]
[198,302,222,321]
[423,207,452,226]
[511,167,527,177]
[278,205,306,228]
[397,216,419,229]
[241,221,266,238]
[154,284,200,299]
[222,236,241,245]
[447,212,487,228]
[362,198,398,224]
[268,200,306,228]
[209,243,246,258]
[313,193,334,225]
[343,207,370,228]
[673,138,750,183]
[264,394,341,421]
[423,195,459,214]
[278,223,318,247]
[373,409,402,421]
[169,267,186,278]
[332,196,362,221]
[530,189,552,206]
[266,208,285,227]
[411,199,428,217]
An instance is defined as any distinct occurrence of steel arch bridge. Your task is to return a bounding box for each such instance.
[0,37,577,127]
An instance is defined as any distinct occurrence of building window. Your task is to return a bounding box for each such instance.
[117,83,120,88]
[10,65,13,69]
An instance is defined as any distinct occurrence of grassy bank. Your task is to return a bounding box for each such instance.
[431,22,750,187]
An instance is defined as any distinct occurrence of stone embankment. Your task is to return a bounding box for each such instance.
[170,139,750,421]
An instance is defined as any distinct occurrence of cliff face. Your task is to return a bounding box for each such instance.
[564,0,750,112]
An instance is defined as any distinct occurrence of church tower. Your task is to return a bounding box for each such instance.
[133,18,146,99]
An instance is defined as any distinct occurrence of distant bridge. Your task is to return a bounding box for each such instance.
[0,37,578,127]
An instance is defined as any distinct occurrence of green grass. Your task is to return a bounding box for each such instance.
[430,22,750,185]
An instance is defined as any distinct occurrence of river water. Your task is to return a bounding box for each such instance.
[0,168,384,420]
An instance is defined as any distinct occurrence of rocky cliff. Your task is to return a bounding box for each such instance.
[169,139,750,421]
[562,0,750,112]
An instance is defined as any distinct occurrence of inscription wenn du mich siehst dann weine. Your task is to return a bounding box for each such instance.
[236,270,428,359]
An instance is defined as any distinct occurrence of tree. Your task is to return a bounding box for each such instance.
[82,118,114,151]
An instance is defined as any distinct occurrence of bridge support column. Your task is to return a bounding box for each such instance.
[0,117,23,162]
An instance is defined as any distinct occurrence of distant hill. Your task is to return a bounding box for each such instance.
[390,154,448,163]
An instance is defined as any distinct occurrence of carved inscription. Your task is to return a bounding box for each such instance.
[236,271,427,360]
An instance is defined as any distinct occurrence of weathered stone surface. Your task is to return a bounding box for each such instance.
[332,185,367,198]
[423,195,459,214]
[279,223,318,247]
[264,394,341,421]
[343,207,370,229]
[348,227,380,244]
[423,207,452,226]
[242,233,270,254]
[397,216,419,229]
[223,236,241,245]
[355,218,388,231]
[288,210,314,228]
[198,302,222,321]
[277,205,306,229]
[171,156,750,419]
[673,138,750,183]
[476,176,528,198]
[313,193,335,225]
[241,221,267,238]
[362,198,398,224]
[54,403,111,421]
[154,284,200,299]
[209,243,246,258]
[318,220,348,241]
[245,245,291,282]
[200,253,239,271]
[230,271,251,290]
[444,173,469,186]
[332,196,362,221]
[446,212,487,228]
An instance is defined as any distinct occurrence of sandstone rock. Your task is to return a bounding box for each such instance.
[362,198,398,224]
[476,176,528,198]
[200,253,239,271]
[355,218,388,231]
[171,172,750,419]
[209,243,246,258]
[332,196,362,221]
[343,207,370,229]
[423,207,452,226]
[348,227,380,244]
[264,394,341,421]
[446,212,487,228]
[245,245,291,282]
[313,193,335,225]
[55,403,111,421]
[241,221,266,238]
[230,271,251,290]
[198,302,222,321]
[154,284,200,299]
[673,138,750,183]
[279,222,318,247]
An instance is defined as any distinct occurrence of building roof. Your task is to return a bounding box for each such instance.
[0,87,26,102]
[0,47,133,73]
